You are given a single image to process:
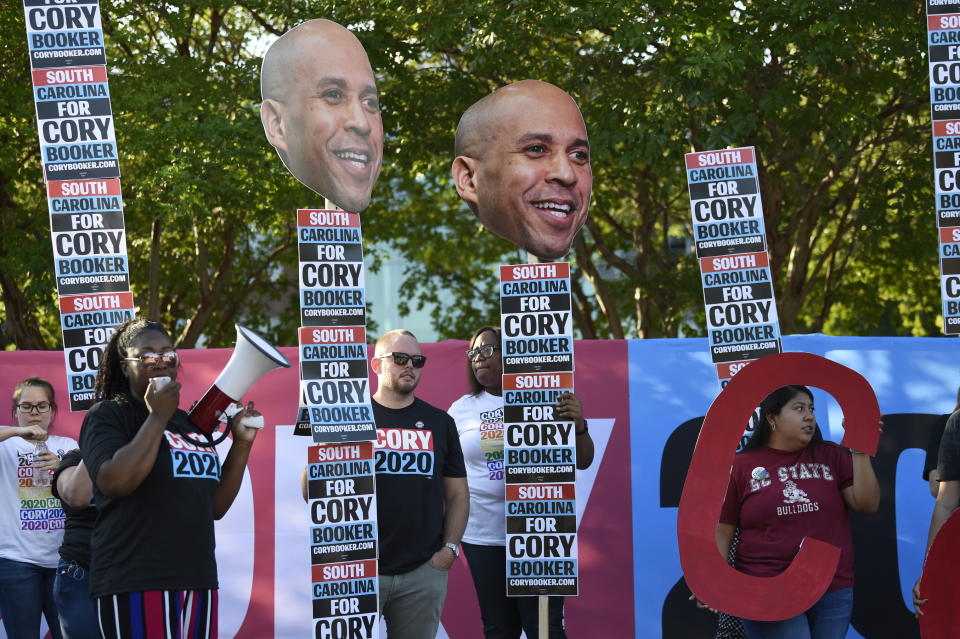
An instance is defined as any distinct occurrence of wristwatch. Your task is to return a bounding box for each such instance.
[444,542,460,558]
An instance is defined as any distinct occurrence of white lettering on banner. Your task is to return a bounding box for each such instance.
[311,447,361,462]
[517,485,565,499]
[710,255,758,270]
[510,264,557,280]
[308,328,359,343]
[307,211,352,226]
[697,150,743,166]
[514,375,562,389]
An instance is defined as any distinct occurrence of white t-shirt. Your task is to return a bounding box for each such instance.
[448,391,505,545]
[0,430,76,568]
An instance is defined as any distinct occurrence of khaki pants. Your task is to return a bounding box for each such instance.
[378,559,449,639]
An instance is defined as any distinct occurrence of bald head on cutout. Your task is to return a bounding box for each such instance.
[452,80,592,260]
[261,19,383,213]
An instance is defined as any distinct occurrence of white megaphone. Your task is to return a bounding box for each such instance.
[188,324,290,436]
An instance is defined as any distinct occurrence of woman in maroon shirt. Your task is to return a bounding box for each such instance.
[717,385,880,639]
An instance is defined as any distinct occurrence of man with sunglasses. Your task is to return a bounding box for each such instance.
[370,329,468,639]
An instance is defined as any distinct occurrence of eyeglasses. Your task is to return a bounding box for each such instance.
[124,351,179,370]
[376,352,427,368]
[17,402,52,414]
[466,344,499,361]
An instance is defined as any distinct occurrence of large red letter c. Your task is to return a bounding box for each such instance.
[678,352,880,621]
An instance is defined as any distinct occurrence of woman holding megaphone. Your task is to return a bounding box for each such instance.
[79,318,261,639]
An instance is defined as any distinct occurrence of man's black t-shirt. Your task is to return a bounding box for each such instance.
[938,410,960,482]
[80,398,221,597]
[51,449,96,569]
[372,397,466,575]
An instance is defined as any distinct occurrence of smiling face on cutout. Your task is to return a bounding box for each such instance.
[453,80,592,260]
[260,19,383,213]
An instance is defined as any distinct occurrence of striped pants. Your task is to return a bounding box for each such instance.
[95,590,217,639]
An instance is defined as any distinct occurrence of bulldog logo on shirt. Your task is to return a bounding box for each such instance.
[781,480,810,504]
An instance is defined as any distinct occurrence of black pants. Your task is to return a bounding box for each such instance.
[461,542,567,639]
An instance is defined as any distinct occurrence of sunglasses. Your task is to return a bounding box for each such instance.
[376,352,427,368]
[124,350,179,370]
[466,344,499,361]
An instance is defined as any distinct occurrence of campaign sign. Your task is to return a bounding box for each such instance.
[47,177,124,232]
[698,251,782,366]
[31,66,119,181]
[499,263,574,374]
[308,444,378,637]
[940,226,960,331]
[298,209,365,327]
[22,0,106,70]
[503,421,576,485]
[504,484,578,595]
[57,292,133,410]
[311,559,378,639]
[501,372,574,423]
[36,112,118,183]
[927,9,960,122]
[299,327,376,443]
[52,240,129,296]
[928,7,960,333]
[685,147,765,258]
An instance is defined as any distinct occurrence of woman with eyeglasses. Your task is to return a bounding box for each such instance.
[79,318,261,639]
[447,326,594,639]
[0,377,73,639]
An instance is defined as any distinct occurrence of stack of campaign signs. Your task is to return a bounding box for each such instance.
[500,263,579,596]
[23,0,135,411]
[926,1,960,335]
[685,147,783,387]
[296,209,379,638]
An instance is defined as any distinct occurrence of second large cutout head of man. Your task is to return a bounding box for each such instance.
[452,80,592,260]
[260,19,383,213]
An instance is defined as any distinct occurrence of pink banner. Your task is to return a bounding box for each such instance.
[0,339,633,638]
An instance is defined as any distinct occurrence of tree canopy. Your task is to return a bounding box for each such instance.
[0,1,941,349]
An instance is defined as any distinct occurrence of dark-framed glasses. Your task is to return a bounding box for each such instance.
[124,351,179,370]
[466,344,499,361]
[17,402,52,414]
[376,352,427,368]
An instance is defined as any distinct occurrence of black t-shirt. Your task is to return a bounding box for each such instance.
[51,449,96,569]
[80,398,221,597]
[938,410,960,482]
[372,397,466,575]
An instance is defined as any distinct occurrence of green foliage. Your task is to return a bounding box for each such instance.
[0,0,945,349]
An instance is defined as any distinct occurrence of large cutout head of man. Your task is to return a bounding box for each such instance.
[260,19,383,213]
[452,80,592,260]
